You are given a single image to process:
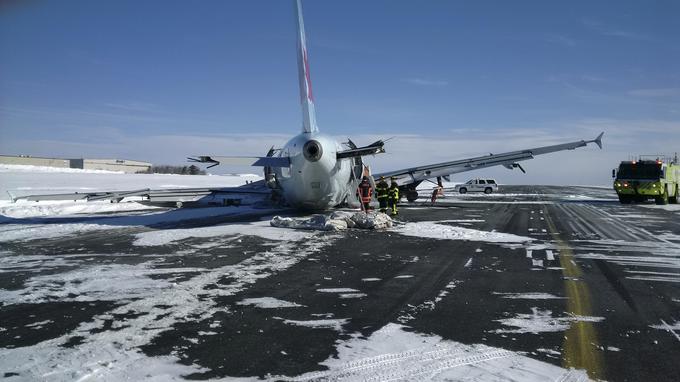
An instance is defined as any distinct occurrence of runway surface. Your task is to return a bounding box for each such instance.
[1,185,679,381]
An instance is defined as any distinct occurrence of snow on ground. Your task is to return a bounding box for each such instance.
[276,317,349,332]
[0,228,337,381]
[492,292,567,300]
[0,164,261,201]
[0,206,278,243]
[133,220,312,246]
[0,164,264,220]
[640,204,680,213]
[291,323,589,381]
[0,200,161,219]
[236,297,305,309]
[649,320,680,342]
[0,164,124,174]
[493,308,604,334]
[393,221,534,244]
[316,288,360,293]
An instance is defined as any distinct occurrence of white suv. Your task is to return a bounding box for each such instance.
[457,179,498,194]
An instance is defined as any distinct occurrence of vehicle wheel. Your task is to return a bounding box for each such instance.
[655,188,668,205]
[618,195,631,204]
[669,186,678,204]
[459,187,467,194]
[406,190,418,202]
[484,187,492,194]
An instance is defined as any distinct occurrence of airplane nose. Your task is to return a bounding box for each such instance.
[303,140,323,162]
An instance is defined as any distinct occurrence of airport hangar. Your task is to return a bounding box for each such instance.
[0,154,151,173]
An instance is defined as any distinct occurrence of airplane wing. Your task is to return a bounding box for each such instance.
[11,181,272,207]
[374,132,603,194]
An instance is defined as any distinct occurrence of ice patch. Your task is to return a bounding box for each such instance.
[236,297,305,309]
[393,221,533,244]
[316,288,360,293]
[492,292,566,300]
[339,293,367,299]
[290,323,589,381]
[276,317,349,332]
[536,348,561,356]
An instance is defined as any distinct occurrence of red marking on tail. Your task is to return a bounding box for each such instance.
[303,48,314,102]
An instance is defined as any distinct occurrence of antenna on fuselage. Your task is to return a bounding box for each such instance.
[295,0,319,134]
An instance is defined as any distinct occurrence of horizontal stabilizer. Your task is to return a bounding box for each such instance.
[188,156,290,168]
[590,132,604,149]
[337,140,386,159]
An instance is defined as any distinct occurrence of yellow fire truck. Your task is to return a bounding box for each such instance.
[613,155,679,205]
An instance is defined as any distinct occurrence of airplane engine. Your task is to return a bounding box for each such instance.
[303,140,323,162]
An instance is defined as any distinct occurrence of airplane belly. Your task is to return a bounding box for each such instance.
[281,158,351,209]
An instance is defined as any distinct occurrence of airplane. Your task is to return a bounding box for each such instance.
[186,0,603,209]
[13,0,602,210]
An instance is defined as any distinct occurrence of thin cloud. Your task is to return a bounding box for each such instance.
[102,102,161,113]
[402,78,449,87]
[581,18,649,41]
[627,88,680,97]
[544,34,577,47]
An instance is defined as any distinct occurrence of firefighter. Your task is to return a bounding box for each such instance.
[356,176,373,211]
[388,177,400,215]
[375,176,389,213]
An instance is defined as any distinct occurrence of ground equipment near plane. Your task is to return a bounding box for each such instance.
[613,154,679,205]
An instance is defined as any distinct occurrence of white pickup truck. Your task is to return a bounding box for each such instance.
[457,179,498,194]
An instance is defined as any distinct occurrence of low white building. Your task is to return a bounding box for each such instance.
[0,155,151,173]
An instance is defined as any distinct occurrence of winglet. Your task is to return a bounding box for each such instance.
[295,0,319,134]
[591,131,604,149]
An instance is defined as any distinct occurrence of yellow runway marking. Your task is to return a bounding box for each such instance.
[544,206,604,380]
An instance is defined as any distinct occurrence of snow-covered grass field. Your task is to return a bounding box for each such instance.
[0,164,263,219]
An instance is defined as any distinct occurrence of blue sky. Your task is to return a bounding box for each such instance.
[1,0,679,185]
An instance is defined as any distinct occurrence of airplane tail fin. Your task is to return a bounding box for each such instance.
[295,0,318,134]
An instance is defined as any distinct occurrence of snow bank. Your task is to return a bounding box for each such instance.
[0,207,279,243]
[0,200,158,218]
[270,211,392,231]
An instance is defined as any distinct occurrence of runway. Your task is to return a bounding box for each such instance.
[1,185,679,381]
